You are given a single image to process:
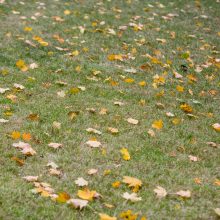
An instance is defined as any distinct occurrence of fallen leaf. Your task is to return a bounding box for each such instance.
[107,127,119,134]
[75,177,88,187]
[127,118,139,125]
[56,192,71,203]
[189,155,199,162]
[77,189,97,201]
[122,192,142,202]
[214,208,220,216]
[88,169,98,175]
[212,123,220,132]
[99,213,117,220]
[67,199,88,210]
[123,176,142,188]
[152,120,163,130]
[120,148,131,161]
[23,176,39,182]
[86,140,101,148]
[86,128,102,135]
[176,190,191,198]
[154,186,167,198]
[48,143,63,149]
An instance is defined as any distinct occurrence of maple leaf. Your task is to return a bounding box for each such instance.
[99,213,117,220]
[176,190,191,198]
[67,199,88,210]
[11,131,21,139]
[120,148,131,161]
[152,120,163,130]
[86,128,102,135]
[188,155,199,162]
[48,143,63,149]
[0,118,9,123]
[108,54,123,61]
[47,162,59,169]
[11,156,24,166]
[127,118,139,125]
[88,169,98,175]
[56,192,71,203]
[154,186,167,198]
[75,177,88,187]
[214,208,220,216]
[123,176,142,188]
[212,123,220,132]
[49,168,61,176]
[22,133,31,141]
[23,176,39,182]
[108,127,119,134]
[77,189,97,201]
[180,104,193,113]
[86,140,101,148]
[122,192,142,202]
[0,88,10,94]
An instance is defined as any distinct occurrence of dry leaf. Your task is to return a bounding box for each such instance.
[88,169,98,175]
[86,140,101,148]
[86,128,102,135]
[123,176,142,188]
[127,118,139,125]
[99,213,117,220]
[122,192,142,202]
[107,127,119,134]
[176,190,191,198]
[154,186,167,198]
[77,189,97,201]
[56,192,71,203]
[189,155,199,162]
[23,176,39,182]
[212,123,220,132]
[75,177,88,187]
[214,208,220,216]
[67,199,88,210]
[48,143,63,149]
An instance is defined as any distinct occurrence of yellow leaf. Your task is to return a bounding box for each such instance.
[56,192,71,203]
[152,120,163,130]
[120,148,131,161]
[176,85,184,92]
[24,26,32,32]
[64,10,71,15]
[16,60,28,72]
[99,213,117,220]
[180,104,193,113]
[72,50,79,56]
[120,210,138,220]
[108,54,123,61]
[70,87,80,94]
[138,81,146,86]
[77,189,96,201]
[11,131,21,140]
[123,176,142,188]
[124,78,134,83]
[112,181,121,188]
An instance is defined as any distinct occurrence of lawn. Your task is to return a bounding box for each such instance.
[0,0,220,219]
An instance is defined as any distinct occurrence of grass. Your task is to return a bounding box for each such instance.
[0,0,220,219]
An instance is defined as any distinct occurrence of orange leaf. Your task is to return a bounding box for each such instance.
[22,133,32,141]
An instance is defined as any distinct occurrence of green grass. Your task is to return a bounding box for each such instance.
[0,0,220,219]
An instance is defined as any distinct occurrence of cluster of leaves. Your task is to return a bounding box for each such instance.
[0,0,220,219]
